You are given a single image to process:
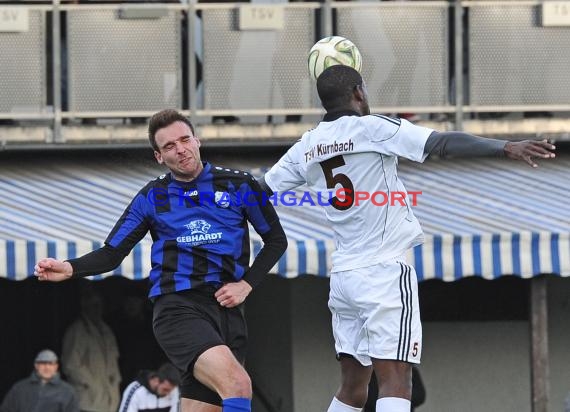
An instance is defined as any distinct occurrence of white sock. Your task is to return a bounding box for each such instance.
[376,397,411,412]
[327,396,362,412]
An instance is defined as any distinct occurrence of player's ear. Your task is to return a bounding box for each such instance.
[154,150,164,164]
[354,84,365,102]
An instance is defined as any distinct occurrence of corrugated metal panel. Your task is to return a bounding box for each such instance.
[0,156,568,280]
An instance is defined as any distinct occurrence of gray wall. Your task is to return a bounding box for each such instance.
[420,322,531,412]
[246,276,570,412]
[246,276,295,412]
[291,277,338,412]
[548,277,570,412]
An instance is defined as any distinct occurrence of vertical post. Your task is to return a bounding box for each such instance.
[320,0,333,38]
[187,0,197,123]
[530,276,549,412]
[52,0,62,142]
[454,0,463,131]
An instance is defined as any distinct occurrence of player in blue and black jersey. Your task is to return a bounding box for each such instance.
[35,109,288,412]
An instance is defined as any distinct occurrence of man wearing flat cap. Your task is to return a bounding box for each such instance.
[0,349,79,412]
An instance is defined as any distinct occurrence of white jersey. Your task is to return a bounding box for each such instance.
[119,379,179,412]
[265,112,433,272]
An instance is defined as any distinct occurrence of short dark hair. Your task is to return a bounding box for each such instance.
[148,109,195,152]
[156,363,180,386]
[316,65,363,112]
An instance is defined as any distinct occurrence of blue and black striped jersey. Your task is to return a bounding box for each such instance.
[70,162,285,298]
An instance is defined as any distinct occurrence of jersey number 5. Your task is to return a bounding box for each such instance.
[319,155,354,211]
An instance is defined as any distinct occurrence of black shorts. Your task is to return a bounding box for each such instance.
[152,287,247,406]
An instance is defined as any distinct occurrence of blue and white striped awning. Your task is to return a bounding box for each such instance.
[0,156,569,281]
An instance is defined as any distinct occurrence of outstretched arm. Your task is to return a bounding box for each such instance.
[34,258,74,282]
[503,139,556,167]
[35,246,127,282]
[35,189,151,282]
[425,132,555,167]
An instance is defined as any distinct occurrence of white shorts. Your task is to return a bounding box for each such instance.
[328,257,422,366]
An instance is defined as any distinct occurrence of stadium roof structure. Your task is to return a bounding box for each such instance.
[0,155,569,281]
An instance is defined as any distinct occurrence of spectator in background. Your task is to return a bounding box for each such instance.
[0,349,79,412]
[61,286,121,412]
[565,391,570,412]
[119,363,180,412]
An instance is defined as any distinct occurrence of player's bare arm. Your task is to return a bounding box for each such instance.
[34,258,73,282]
[214,280,253,308]
[425,132,555,167]
[503,139,556,167]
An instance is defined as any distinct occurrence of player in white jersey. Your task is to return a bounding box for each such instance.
[258,65,555,412]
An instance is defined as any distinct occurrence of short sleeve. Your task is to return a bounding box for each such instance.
[366,117,433,163]
[264,141,306,192]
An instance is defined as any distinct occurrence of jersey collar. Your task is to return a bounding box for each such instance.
[323,110,361,122]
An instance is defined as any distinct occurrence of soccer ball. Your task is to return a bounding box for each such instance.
[308,36,363,81]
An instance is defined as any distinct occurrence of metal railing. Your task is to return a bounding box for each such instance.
[1,0,570,143]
